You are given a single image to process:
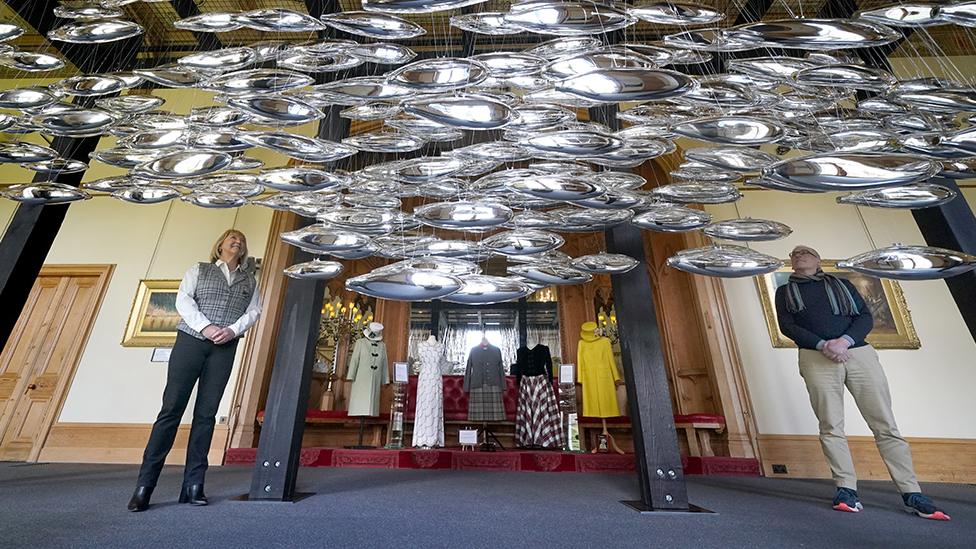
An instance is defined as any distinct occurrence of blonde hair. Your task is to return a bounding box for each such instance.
[211,229,248,264]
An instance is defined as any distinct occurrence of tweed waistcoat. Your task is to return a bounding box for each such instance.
[177,262,256,340]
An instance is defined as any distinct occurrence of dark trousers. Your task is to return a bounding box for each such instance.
[137,331,238,488]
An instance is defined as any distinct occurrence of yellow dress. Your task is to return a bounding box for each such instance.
[577,331,621,417]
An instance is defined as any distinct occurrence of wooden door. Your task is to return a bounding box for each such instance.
[0,265,113,461]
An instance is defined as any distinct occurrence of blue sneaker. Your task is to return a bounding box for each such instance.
[903,492,950,521]
[832,487,863,513]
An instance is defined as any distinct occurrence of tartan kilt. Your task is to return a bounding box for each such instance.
[467,386,506,422]
[515,375,564,448]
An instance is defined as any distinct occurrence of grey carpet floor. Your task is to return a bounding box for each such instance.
[0,462,973,549]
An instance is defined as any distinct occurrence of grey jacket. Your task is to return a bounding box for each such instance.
[463,344,506,391]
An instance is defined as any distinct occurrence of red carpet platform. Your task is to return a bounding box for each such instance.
[224,447,760,476]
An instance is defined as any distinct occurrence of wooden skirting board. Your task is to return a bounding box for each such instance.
[36,423,229,465]
[759,434,976,484]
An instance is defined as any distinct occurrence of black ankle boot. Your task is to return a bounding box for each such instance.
[127,486,153,512]
[179,484,208,506]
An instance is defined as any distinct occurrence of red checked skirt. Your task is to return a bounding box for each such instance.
[515,375,564,448]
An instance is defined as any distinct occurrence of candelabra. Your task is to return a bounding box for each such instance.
[315,293,374,409]
[597,308,619,344]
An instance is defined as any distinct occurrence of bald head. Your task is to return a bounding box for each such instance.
[790,245,821,275]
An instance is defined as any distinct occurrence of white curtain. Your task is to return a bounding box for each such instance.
[526,325,563,362]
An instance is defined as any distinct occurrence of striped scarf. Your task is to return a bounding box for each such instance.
[785,270,860,316]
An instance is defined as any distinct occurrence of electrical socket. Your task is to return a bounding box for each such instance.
[772,464,788,474]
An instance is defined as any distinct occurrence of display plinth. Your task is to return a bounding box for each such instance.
[557,364,583,453]
[385,380,407,449]
[226,446,762,476]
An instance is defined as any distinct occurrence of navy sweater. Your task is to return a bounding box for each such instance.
[774,278,873,350]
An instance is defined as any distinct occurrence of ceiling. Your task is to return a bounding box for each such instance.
[1,0,974,81]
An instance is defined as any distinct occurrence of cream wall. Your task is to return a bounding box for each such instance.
[62,199,271,424]
[1,197,272,424]
[706,189,976,439]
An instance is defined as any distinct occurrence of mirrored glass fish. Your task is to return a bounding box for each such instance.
[838,245,976,280]
[836,184,956,209]
[3,182,90,204]
[703,218,793,241]
[667,245,783,277]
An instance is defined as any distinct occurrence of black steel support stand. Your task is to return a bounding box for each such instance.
[588,103,692,512]
[480,423,503,452]
[911,178,976,342]
[246,0,350,497]
[247,261,325,501]
[605,225,691,512]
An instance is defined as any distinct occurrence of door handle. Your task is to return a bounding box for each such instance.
[24,383,37,394]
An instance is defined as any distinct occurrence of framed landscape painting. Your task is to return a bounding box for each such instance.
[756,261,920,350]
[122,279,181,347]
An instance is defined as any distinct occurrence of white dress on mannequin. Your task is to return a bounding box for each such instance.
[412,339,451,448]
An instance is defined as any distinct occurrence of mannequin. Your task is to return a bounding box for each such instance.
[577,321,624,454]
[413,333,451,448]
[464,334,506,449]
[513,342,562,449]
[347,322,389,447]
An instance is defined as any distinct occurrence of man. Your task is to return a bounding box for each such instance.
[128,229,261,512]
[775,245,949,521]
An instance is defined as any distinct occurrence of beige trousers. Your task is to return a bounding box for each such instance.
[798,345,920,493]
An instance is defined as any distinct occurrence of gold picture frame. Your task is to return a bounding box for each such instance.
[756,261,920,350]
[122,279,181,347]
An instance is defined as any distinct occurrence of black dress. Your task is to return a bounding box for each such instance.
[512,344,563,448]
[512,344,554,387]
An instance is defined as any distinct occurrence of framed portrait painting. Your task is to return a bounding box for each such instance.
[122,279,181,347]
[756,261,920,350]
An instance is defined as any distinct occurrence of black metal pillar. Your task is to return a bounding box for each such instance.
[247,260,325,500]
[247,100,350,501]
[0,0,142,352]
[912,179,976,342]
[589,102,689,510]
[605,226,689,511]
[247,0,350,500]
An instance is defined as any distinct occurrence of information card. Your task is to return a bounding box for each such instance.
[559,363,575,384]
[151,348,172,363]
[458,428,479,445]
[393,362,409,383]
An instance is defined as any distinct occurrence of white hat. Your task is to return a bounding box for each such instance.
[364,321,384,340]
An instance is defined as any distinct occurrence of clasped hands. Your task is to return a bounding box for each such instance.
[821,338,852,363]
[201,324,235,345]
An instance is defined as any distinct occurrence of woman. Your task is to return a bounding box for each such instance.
[128,229,261,512]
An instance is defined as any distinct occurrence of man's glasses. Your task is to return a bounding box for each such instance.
[790,249,816,259]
